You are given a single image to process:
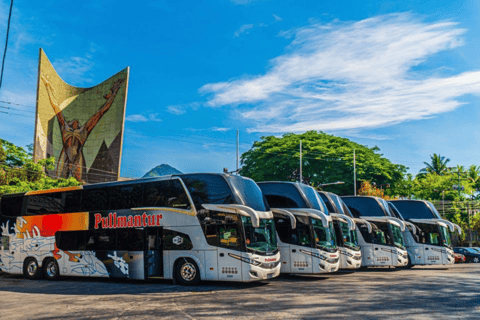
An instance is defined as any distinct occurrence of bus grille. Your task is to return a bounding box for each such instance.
[294,261,309,268]
[222,267,238,274]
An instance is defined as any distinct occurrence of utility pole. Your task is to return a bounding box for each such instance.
[299,139,302,184]
[236,129,239,174]
[353,149,356,196]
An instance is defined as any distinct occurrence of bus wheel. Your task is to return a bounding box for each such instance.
[23,258,42,280]
[175,258,200,286]
[473,257,480,264]
[43,259,60,280]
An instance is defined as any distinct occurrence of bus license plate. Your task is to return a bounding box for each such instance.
[267,273,274,279]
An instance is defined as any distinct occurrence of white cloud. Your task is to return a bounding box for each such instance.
[272,14,282,22]
[126,113,162,122]
[200,13,480,133]
[166,102,201,115]
[53,56,95,84]
[234,24,254,38]
[167,105,186,115]
[211,127,231,132]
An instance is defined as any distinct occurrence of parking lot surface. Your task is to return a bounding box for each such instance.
[0,264,479,319]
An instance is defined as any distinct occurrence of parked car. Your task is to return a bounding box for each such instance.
[454,247,480,263]
[454,252,466,263]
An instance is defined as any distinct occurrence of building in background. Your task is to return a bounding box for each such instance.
[33,49,129,184]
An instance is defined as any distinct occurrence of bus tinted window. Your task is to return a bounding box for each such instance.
[181,174,235,208]
[109,184,143,210]
[0,194,24,217]
[143,180,191,209]
[56,231,87,251]
[82,188,109,212]
[258,183,307,209]
[225,175,270,212]
[25,193,64,215]
[117,228,144,251]
[85,230,117,251]
[319,193,336,213]
[64,190,82,213]
[342,197,387,217]
[390,201,436,219]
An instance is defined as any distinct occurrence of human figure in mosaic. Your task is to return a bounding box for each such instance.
[40,75,125,181]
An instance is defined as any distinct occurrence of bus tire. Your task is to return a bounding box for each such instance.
[175,258,200,286]
[23,258,42,280]
[473,257,480,264]
[43,258,60,280]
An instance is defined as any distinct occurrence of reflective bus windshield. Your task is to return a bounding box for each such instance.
[299,185,329,214]
[242,217,277,252]
[311,218,337,250]
[439,225,452,248]
[226,175,270,212]
[390,224,405,249]
[339,220,359,250]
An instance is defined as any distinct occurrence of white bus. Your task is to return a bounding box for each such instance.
[389,200,461,267]
[341,196,409,268]
[0,173,281,285]
[318,191,362,269]
[257,182,340,274]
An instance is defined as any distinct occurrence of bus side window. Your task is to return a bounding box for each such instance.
[0,194,24,217]
[85,230,116,251]
[82,189,109,212]
[63,190,82,213]
[117,229,143,251]
[56,231,87,251]
[109,184,143,210]
[274,217,291,243]
[25,193,63,215]
[143,180,191,210]
[292,216,311,247]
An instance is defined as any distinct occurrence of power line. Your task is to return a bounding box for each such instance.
[0,0,14,90]
[0,110,34,118]
[0,100,35,108]
[0,105,35,113]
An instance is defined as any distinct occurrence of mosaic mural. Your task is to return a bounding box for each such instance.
[33,49,129,183]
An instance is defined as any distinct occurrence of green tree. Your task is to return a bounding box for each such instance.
[467,165,480,191]
[239,131,407,195]
[0,138,80,196]
[418,153,450,176]
[412,172,473,201]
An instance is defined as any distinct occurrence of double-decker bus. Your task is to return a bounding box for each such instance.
[0,173,280,285]
[389,200,461,266]
[341,196,409,268]
[257,182,340,274]
[318,191,362,269]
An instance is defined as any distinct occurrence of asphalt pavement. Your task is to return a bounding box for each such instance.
[0,264,479,319]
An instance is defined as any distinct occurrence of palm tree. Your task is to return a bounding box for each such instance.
[467,165,480,189]
[418,153,450,176]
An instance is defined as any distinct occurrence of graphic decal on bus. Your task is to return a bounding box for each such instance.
[0,213,127,277]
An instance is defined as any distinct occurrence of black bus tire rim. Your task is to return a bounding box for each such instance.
[180,262,196,281]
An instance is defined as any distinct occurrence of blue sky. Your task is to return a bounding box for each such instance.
[1,0,480,178]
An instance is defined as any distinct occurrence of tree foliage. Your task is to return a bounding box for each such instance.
[239,131,407,195]
[0,139,80,196]
[418,153,450,176]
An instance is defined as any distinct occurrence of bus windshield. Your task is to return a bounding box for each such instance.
[241,217,277,253]
[226,176,270,212]
[339,220,360,251]
[311,218,337,250]
[439,225,452,248]
[299,185,328,214]
[390,224,405,249]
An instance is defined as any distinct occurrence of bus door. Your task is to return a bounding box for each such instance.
[145,227,163,278]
